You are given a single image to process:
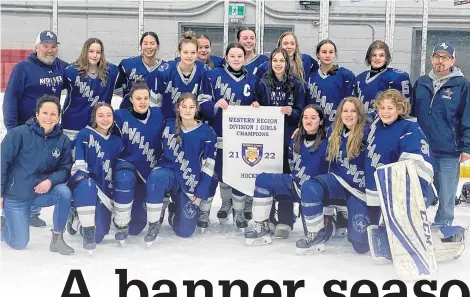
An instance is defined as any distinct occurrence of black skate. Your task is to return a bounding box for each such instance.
[144,222,162,248]
[197,210,210,233]
[333,211,348,238]
[244,197,253,220]
[82,226,96,256]
[114,220,129,247]
[233,211,248,231]
[217,198,233,224]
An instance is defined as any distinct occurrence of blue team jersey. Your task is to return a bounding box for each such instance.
[197,67,262,138]
[158,61,208,119]
[222,55,269,76]
[114,107,165,180]
[62,63,119,140]
[353,68,411,116]
[159,120,217,200]
[328,126,369,202]
[258,76,307,147]
[70,127,123,197]
[116,56,168,109]
[365,117,434,207]
[288,137,329,196]
[307,67,355,126]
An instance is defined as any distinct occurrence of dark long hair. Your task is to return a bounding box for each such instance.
[316,39,339,75]
[293,104,326,154]
[263,47,294,92]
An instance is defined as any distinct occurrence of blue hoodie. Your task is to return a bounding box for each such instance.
[2,53,69,130]
[1,118,72,201]
[411,67,470,157]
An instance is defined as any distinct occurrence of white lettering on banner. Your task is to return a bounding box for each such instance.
[222,106,284,196]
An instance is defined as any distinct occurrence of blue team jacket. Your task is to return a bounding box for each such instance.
[411,69,470,157]
[2,53,68,130]
[1,118,72,200]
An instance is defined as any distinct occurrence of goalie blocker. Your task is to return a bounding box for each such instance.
[367,160,467,280]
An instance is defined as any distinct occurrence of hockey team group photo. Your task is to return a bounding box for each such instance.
[1,0,470,294]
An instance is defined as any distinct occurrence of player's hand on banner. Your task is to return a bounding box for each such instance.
[460,152,470,163]
[280,106,292,116]
[34,179,52,194]
[216,99,229,110]
[291,128,299,138]
[191,196,201,206]
[251,101,260,108]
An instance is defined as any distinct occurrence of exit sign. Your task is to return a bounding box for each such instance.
[228,3,245,19]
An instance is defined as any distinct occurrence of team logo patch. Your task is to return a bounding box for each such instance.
[242,143,263,167]
[442,88,453,100]
[352,213,370,233]
[158,63,169,71]
[46,31,54,38]
[183,201,198,219]
[52,148,61,158]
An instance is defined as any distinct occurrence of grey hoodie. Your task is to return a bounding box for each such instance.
[428,67,464,94]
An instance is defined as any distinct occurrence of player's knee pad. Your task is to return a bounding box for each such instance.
[300,179,324,204]
[73,179,98,207]
[254,173,275,198]
[128,218,147,236]
[147,168,173,203]
[95,233,106,244]
[173,193,199,238]
[114,169,137,204]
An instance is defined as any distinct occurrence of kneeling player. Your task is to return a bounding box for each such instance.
[245,104,329,245]
[69,103,122,254]
[296,97,377,254]
[365,90,466,279]
[112,81,165,245]
[145,93,217,245]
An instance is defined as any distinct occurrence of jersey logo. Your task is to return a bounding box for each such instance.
[158,63,169,71]
[52,148,61,158]
[352,213,370,234]
[183,201,198,219]
[442,88,453,100]
[242,143,263,167]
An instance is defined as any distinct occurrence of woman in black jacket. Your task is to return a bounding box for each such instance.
[1,95,74,255]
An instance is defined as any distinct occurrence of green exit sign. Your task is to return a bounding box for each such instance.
[228,3,245,18]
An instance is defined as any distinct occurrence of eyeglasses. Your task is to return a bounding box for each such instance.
[432,54,453,62]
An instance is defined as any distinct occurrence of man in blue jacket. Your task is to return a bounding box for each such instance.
[2,30,69,227]
[411,42,470,226]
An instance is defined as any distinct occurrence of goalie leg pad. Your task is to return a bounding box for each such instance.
[374,161,438,280]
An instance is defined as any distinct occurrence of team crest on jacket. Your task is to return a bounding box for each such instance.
[52,148,61,158]
[442,88,453,100]
[242,143,263,167]
[183,201,198,219]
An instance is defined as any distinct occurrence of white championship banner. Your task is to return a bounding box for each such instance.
[222,106,285,196]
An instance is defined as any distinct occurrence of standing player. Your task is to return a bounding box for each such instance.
[2,30,69,227]
[296,97,375,254]
[112,80,165,245]
[68,103,122,254]
[158,31,208,119]
[353,40,411,118]
[307,39,355,127]
[235,28,269,76]
[145,93,217,244]
[175,34,223,69]
[198,43,262,230]
[117,32,168,109]
[257,47,307,238]
[245,104,329,245]
[62,38,119,140]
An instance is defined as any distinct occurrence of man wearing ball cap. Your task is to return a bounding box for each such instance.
[411,42,470,226]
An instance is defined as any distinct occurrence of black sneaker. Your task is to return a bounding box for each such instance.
[30,214,46,228]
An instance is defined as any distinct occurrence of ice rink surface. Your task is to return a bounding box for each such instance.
[0,93,469,297]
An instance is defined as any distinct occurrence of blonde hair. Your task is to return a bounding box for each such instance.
[76,38,108,86]
[178,30,198,52]
[326,97,366,161]
[374,89,411,117]
[277,32,305,80]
